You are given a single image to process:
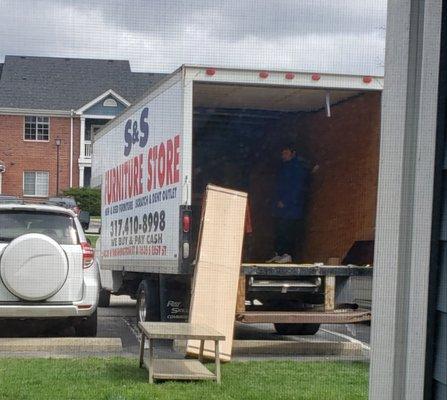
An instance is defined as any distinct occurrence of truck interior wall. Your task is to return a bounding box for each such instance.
[248,92,381,263]
[192,91,381,264]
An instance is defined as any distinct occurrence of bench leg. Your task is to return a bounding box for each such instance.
[199,340,205,363]
[215,340,221,384]
[148,339,154,384]
[139,334,145,368]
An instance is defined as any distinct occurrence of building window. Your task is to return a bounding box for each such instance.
[103,98,118,107]
[23,171,49,196]
[24,116,49,141]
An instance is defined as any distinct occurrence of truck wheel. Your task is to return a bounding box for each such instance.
[75,310,98,337]
[274,323,320,335]
[136,279,160,323]
[98,288,111,307]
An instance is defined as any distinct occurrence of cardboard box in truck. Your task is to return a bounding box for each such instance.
[92,65,382,332]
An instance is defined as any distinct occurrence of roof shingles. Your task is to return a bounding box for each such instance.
[0,56,165,111]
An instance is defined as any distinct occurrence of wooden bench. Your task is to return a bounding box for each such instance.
[138,322,225,384]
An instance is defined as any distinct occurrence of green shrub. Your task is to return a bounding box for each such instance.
[63,187,101,216]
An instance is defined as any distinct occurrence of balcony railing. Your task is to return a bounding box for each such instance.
[84,141,92,158]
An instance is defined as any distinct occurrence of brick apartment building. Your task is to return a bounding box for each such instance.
[0,55,164,199]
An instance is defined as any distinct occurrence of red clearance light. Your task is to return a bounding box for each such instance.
[311,73,321,81]
[81,242,94,269]
[205,68,216,76]
[182,215,191,233]
[259,71,269,79]
[363,76,373,83]
[77,304,92,309]
[285,72,295,80]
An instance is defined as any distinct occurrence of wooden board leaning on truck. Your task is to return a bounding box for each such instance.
[186,184,247,362]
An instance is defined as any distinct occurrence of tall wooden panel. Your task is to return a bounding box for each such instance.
[187,184,247,361]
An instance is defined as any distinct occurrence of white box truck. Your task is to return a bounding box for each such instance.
[92,65,381,334]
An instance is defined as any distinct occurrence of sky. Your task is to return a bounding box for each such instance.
[0,0,387,75]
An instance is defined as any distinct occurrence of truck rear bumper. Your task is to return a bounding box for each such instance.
[235,308,371,324]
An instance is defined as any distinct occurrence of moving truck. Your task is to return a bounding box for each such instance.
[92,65,381,334]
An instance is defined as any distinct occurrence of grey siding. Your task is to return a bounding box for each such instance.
[433,240,447,399]
[434,380,446,400]
[431,5,447,397]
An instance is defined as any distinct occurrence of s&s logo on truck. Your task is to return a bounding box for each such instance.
[124,107,149,156]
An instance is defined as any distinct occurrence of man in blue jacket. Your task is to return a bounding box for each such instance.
[268,144,310,263]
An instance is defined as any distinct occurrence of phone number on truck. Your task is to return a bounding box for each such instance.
[109,211,166,237]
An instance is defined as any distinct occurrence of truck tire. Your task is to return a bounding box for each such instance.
[98,288,111,307]
[75,310,98,337]
[136,279,160,323]
[274,323,321,336]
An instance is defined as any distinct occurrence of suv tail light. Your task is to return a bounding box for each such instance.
[81,242,94,269]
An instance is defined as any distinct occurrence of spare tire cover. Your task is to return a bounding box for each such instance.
[0,233,68,301]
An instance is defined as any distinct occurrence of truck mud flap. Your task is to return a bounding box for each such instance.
[159,275,191,322]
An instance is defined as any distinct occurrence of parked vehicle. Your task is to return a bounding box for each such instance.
[0,203,99,336]
[0,195,23,204]
[92,65,380,333]
[46,196,90,231]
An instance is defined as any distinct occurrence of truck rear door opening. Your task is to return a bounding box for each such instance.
[191,82,380,267]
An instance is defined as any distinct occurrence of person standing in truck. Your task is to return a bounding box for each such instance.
[267,144,311,263]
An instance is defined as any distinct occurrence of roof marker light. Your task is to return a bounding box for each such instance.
[285,72,295,80]
[205,68,216,76]
[363,76,373,83]
[311,73,321,81]
[259,71,269,79]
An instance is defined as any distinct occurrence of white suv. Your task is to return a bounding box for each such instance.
[0,204,99,336]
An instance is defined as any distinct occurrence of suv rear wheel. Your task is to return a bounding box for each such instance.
[75,310,97,337]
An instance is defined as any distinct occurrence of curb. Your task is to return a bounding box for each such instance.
[175,340,366,357]
[0,337,122,353]
[231,340,364,356]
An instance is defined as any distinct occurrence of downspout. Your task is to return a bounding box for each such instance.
[70,109,74,187]
[0,161,5,194]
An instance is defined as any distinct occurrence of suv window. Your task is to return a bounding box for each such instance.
[0,211,79,245]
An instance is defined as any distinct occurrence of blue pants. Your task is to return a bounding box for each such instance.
[274,218,303,258]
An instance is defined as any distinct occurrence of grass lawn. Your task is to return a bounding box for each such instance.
[86,233,99,248]
[0,358,368,400]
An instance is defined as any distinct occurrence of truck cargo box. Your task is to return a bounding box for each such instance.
[93,66,382,325]
[92,65,382,275]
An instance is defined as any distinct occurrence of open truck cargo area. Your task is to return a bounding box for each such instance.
[92,65,382,332]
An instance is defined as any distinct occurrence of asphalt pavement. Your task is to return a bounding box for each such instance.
[99,296,371,361]
[0,295,371,361]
